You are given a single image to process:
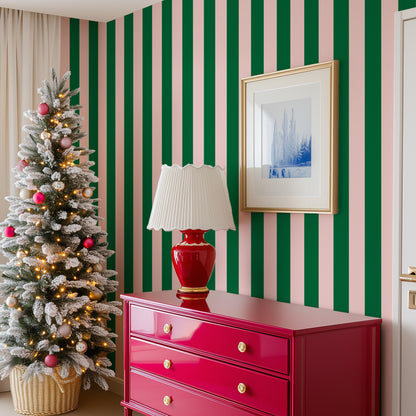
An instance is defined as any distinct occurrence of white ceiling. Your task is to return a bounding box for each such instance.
[0,0,163,22]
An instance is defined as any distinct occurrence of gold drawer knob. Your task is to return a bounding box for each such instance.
[163,395,172,406]
[163,323,172,334]
[164,359,172,369]
[238,341,247,353]
[238,383,247,394]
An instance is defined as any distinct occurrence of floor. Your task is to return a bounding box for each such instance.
[0,387,144,416]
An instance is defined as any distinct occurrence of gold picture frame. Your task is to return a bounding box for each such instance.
[241,60,339,214]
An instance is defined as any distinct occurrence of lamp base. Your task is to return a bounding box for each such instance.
[172,229,215,296]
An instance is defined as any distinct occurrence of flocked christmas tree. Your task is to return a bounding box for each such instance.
[0,69,121,390]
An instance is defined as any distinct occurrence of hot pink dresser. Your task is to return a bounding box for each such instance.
[120,290,381,416]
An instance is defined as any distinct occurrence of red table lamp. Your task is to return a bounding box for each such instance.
[147,165,235,297]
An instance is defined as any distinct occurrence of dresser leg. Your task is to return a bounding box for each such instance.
[124,408,132,416]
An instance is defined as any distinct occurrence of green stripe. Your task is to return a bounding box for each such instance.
[276,0,291,303]
[106,20,116,284]
[106,20,116,368]
[304,215,319,307]
[365,0,381,318]
[333,0,349,313]
[88,22,99,199]
[162,0,173,291]
[143,7,153,292]
[124,14,134,294]
[399,0,416,10]
[304,0,319,308]
[226,0,239,294]
[183,0,193,165]
[250,0,264,299]
[69,19,80,108]
[276,0,290,70]
[204,0,216,290]
[251,0,264,76]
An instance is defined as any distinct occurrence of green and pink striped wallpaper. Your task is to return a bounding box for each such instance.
[59,0,416,413]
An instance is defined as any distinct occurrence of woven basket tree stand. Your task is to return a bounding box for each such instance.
[9,365,82,415]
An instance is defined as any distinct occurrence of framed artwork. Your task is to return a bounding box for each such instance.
[241,60,339,214]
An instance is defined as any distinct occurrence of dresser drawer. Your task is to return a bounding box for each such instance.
[130,337,288,415]
[130,305,289,375]
[129,369,277,416]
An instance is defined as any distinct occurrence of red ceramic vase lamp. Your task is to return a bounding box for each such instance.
[148,165,235,297]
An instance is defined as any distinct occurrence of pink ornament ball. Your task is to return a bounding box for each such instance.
[33,192,45,204]
[37,102,50,116]
[60,136,72,149]
[44,354,58,368]
[17,159,28,172]
[83,238,94,249]
[4,226,15,237]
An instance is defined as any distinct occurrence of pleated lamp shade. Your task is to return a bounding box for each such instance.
[148,165,235,296]
[147,165,235,232]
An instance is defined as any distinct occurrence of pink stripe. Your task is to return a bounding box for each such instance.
[263,214,277,300]
[290,214,304,304]
[264,0,277,73]
[290,0,304,304]
[348,0,365,315]
[133,11,143,293]
[381,1,396,415]
[318,0,333,63]
[172,0,183,290]
[318,215,333,309]
[152,3,163,291]
[238,0,251,296]
[318,0,334,310]
[290,0,304,68]
[115,17,125,377]
[193,0,204,165]
[215,0,228,292]
[79,20,89,163]
[97,21,113,373]
[263,0,277,300]
[60,18,70,75]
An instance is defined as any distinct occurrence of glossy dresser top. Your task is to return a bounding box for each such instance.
[121,290,381,336]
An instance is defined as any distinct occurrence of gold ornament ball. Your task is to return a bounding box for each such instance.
[20,189,33,200]
[89,292,102,301]
[52,181,65,191]
[6,296,17,308]
[82,188,93,198]
[40,130,52,140]
[93,263,103,273]
[83,333,91,341]
[57,323,72,338]
[75,341,88,354]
